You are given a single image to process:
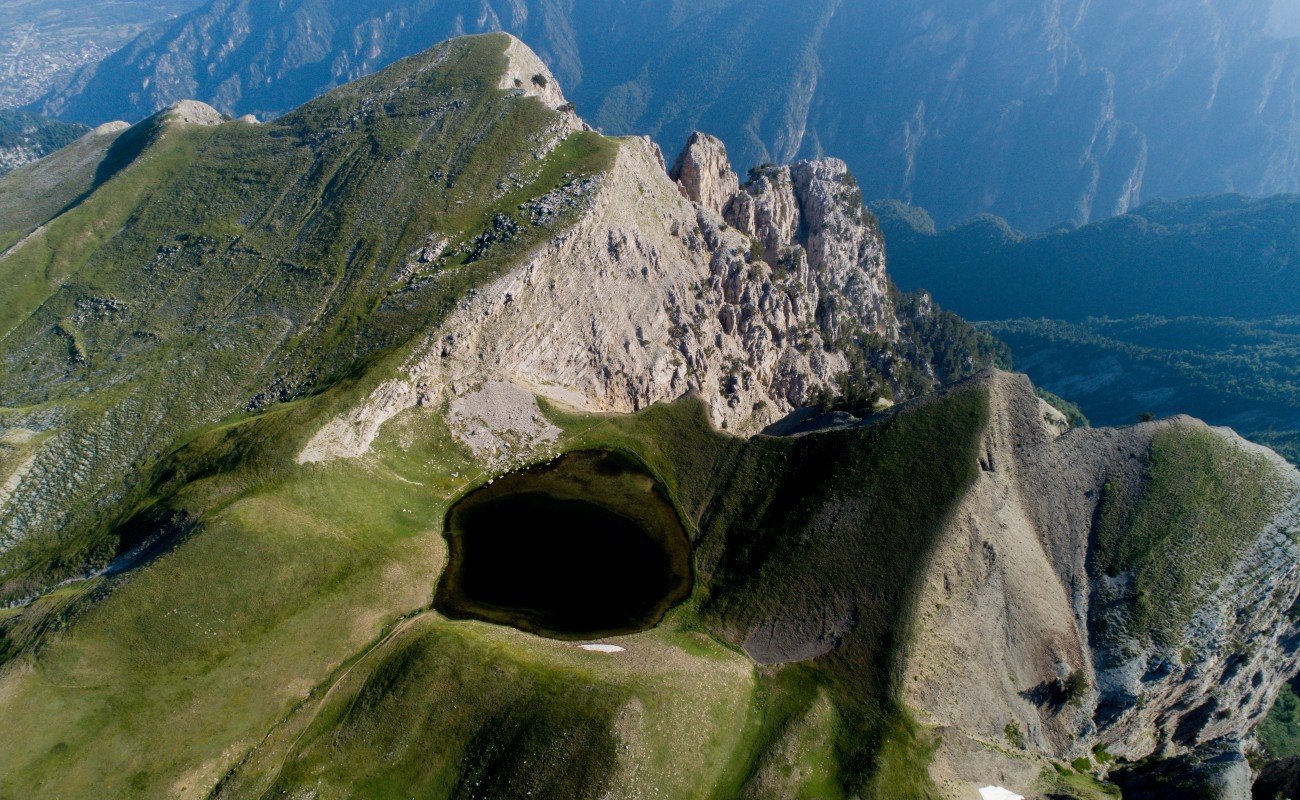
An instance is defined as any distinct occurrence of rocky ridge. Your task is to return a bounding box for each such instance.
[903,371,1300,798]
[2,33,1297,800]
[304,129,943,463]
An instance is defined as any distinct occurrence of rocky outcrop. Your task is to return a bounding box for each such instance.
[158,100,225,127]
[304,126,945,462]
[725,158,893,341]
[1113,738,1253,800]
[11,33,1296,798]
[669,132,739,215]
[497,35,572,114]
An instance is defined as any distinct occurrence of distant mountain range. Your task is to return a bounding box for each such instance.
[874,192,1300,466]
[0,0,203,109]
[30,0,1300,231]
[987,316,1300,464]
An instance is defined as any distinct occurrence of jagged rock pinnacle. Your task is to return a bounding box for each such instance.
[669,132,740,215]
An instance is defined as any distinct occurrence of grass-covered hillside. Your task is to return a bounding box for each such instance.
[1092,425,1290,644]
[0,30,999,799]
[0,365,992,799]
[0,33,616,600]
[1,27,1296,800]
[5,337,1281,798]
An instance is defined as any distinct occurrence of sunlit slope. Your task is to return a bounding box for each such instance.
[0,354,1293,799]
[0,32,614,599]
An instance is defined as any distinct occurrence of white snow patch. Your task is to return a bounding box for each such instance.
[579,644,625,653]
[979,788,1023,800]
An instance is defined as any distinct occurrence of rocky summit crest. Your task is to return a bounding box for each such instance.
[303,121,996,463]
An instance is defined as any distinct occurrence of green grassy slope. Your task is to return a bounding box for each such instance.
[696,387,989,798]
[1093,425,1290,644]
[0,408,464,798]
[548,384,991,798]
[0,369,989,800]
[0,27,1259,800]
[0,33,616,599]
[1262,678,1300,758]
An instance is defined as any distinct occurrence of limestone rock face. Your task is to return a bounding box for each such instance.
[669,132,739,215]
[498,34,571,112]
[305,127,933,462]
[1113,737,1253,799]
[723,166,800,257]
[724,156,894,341]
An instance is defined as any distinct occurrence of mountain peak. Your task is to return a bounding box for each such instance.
[495,33,570,111]
[158,100,225,127]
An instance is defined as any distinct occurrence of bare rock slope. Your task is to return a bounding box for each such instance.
[304,129,946,463]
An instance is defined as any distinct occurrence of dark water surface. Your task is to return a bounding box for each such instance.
[435,451,692,639]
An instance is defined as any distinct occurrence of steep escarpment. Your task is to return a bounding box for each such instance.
[902,371,1300,798]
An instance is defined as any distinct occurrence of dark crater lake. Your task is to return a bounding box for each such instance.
[434,450,692,639]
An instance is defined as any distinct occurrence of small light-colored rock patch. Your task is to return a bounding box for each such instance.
[91,121,130,136]
[1037,397,1070,437]
[161,100,226,127]
[297,379,416,464]
[447,380,560,465]
[979,787,1024,800]
[0,453,37,509]
[498,34,570,112]
[579,644,625,653]
[0,428,38,446]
